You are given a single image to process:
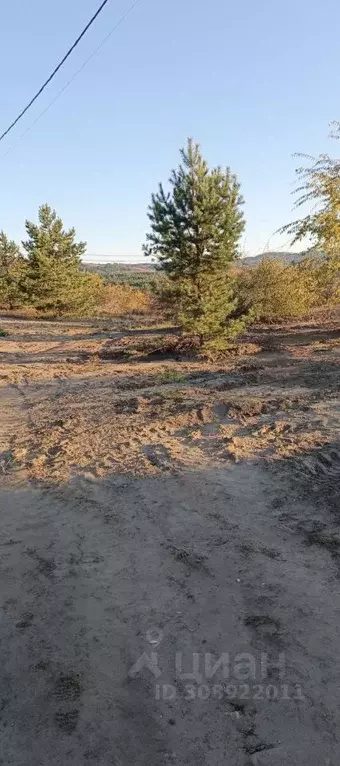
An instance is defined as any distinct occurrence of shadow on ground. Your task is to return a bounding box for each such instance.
[1,437,340,763]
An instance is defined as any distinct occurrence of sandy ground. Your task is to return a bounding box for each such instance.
[1,315,340,764]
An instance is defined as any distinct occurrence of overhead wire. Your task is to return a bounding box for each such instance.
[0,0,111,143]
[0,0,141,160]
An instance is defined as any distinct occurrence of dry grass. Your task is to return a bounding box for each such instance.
[98,284,152,316]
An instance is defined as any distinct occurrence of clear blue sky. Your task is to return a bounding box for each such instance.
[0,0,339,261]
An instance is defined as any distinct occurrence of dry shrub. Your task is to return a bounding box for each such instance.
[305,257,340,307]
[236,258,319,320]
[99,283,152,316]
[0,305,39,319]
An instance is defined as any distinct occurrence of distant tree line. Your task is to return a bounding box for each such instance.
[81,262,155,290]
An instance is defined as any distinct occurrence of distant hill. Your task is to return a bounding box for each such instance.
[82,251,321,288]
[241,251,309,266]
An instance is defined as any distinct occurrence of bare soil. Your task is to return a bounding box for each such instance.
[1,314,340,764]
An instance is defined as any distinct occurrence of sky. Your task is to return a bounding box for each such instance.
[0,0,339,262]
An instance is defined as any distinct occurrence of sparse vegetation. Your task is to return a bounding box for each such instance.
[1,301,340,764]
[1,131,340,329]
[157,369,186,384]
[2,7,340,758]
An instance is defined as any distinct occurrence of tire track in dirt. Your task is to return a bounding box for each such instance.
[0,384,32,484]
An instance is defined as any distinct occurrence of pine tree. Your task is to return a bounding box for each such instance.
[23,204,103,315]
[144,138,246,346]
[0,231,26,309]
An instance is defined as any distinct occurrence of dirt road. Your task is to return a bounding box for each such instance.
[1,316,340,764]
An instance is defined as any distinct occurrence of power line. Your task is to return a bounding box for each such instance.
[0,0,111,143]
[0,0,141,160]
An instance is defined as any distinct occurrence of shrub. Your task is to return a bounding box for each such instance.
[158,369,186,383]
[305,256,340,307]
[99,283,152,316]
[236,258,319,320]
[66,272,105,317]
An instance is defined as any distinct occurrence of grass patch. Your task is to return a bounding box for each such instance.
[158,369,186,384]
[0,327,8,337]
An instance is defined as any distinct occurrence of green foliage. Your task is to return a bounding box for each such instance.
[22,204,103,316]
[277,126,340,314]
[144,138,247,345]
[176,271,249,341]
[281,147,340,260]
[0,327,8,336]
[23,204,86,266]
[150,274,180,318]
[302,253,340,306]
[144,138,245,277]
[0,231,27,309]
[280,127,340,309]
